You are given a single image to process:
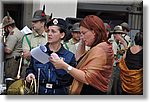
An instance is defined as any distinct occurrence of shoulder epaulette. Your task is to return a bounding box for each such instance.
[10,31,14,35]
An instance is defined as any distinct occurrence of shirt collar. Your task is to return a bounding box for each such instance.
[33,30,47,37]
[45,43,66,55]
[69,38,76,44]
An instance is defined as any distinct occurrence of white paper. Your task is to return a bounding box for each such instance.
[21,26,32,35]
[31,45,50,64]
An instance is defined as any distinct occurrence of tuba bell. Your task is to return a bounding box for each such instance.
[7,79,36,95]
[6,53,37,95]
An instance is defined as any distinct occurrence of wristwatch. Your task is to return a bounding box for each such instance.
[67,66,73,73]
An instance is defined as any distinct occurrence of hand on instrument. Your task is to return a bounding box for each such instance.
[26,73,35,83]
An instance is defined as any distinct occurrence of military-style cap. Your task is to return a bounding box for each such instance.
[32,5,46,22]
[120,22,130,32]
[113,25,126,34]
[45,15,50,24]
[2,12,15,28]
[45,13,52,24]
[104,23,111,32]
[71,22,80,32]
[32,10,46,22]
[47,18,67,30]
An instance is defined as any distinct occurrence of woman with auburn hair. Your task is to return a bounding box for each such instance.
[50,15,114,95]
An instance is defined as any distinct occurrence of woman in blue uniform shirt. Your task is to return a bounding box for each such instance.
[25,18,76,95]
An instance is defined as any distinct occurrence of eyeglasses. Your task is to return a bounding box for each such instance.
[80,30,90,35]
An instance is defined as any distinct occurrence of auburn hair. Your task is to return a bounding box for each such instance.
[80,15,107,48]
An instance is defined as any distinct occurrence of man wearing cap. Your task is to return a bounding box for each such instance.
[113,25,129,52]
[2,13,23,80]
[25,18,76,94]
[22,9,48,78]
[108,25,128,95]
[63,22,81,54]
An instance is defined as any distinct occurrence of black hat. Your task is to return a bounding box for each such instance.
[47,18,67,30]
[71,22,80,32]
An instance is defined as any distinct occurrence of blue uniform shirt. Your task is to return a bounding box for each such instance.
[26,43,77,95]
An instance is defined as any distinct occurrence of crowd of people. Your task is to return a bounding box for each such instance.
[0,6,143,95]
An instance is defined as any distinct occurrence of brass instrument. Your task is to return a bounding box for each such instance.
[7,79,36,95]
[7,53,37,95]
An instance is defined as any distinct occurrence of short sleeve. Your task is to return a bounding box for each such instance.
[5,35,18,51]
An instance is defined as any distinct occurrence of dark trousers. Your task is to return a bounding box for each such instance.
[107,66,122,95]
[38,84,68,95]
